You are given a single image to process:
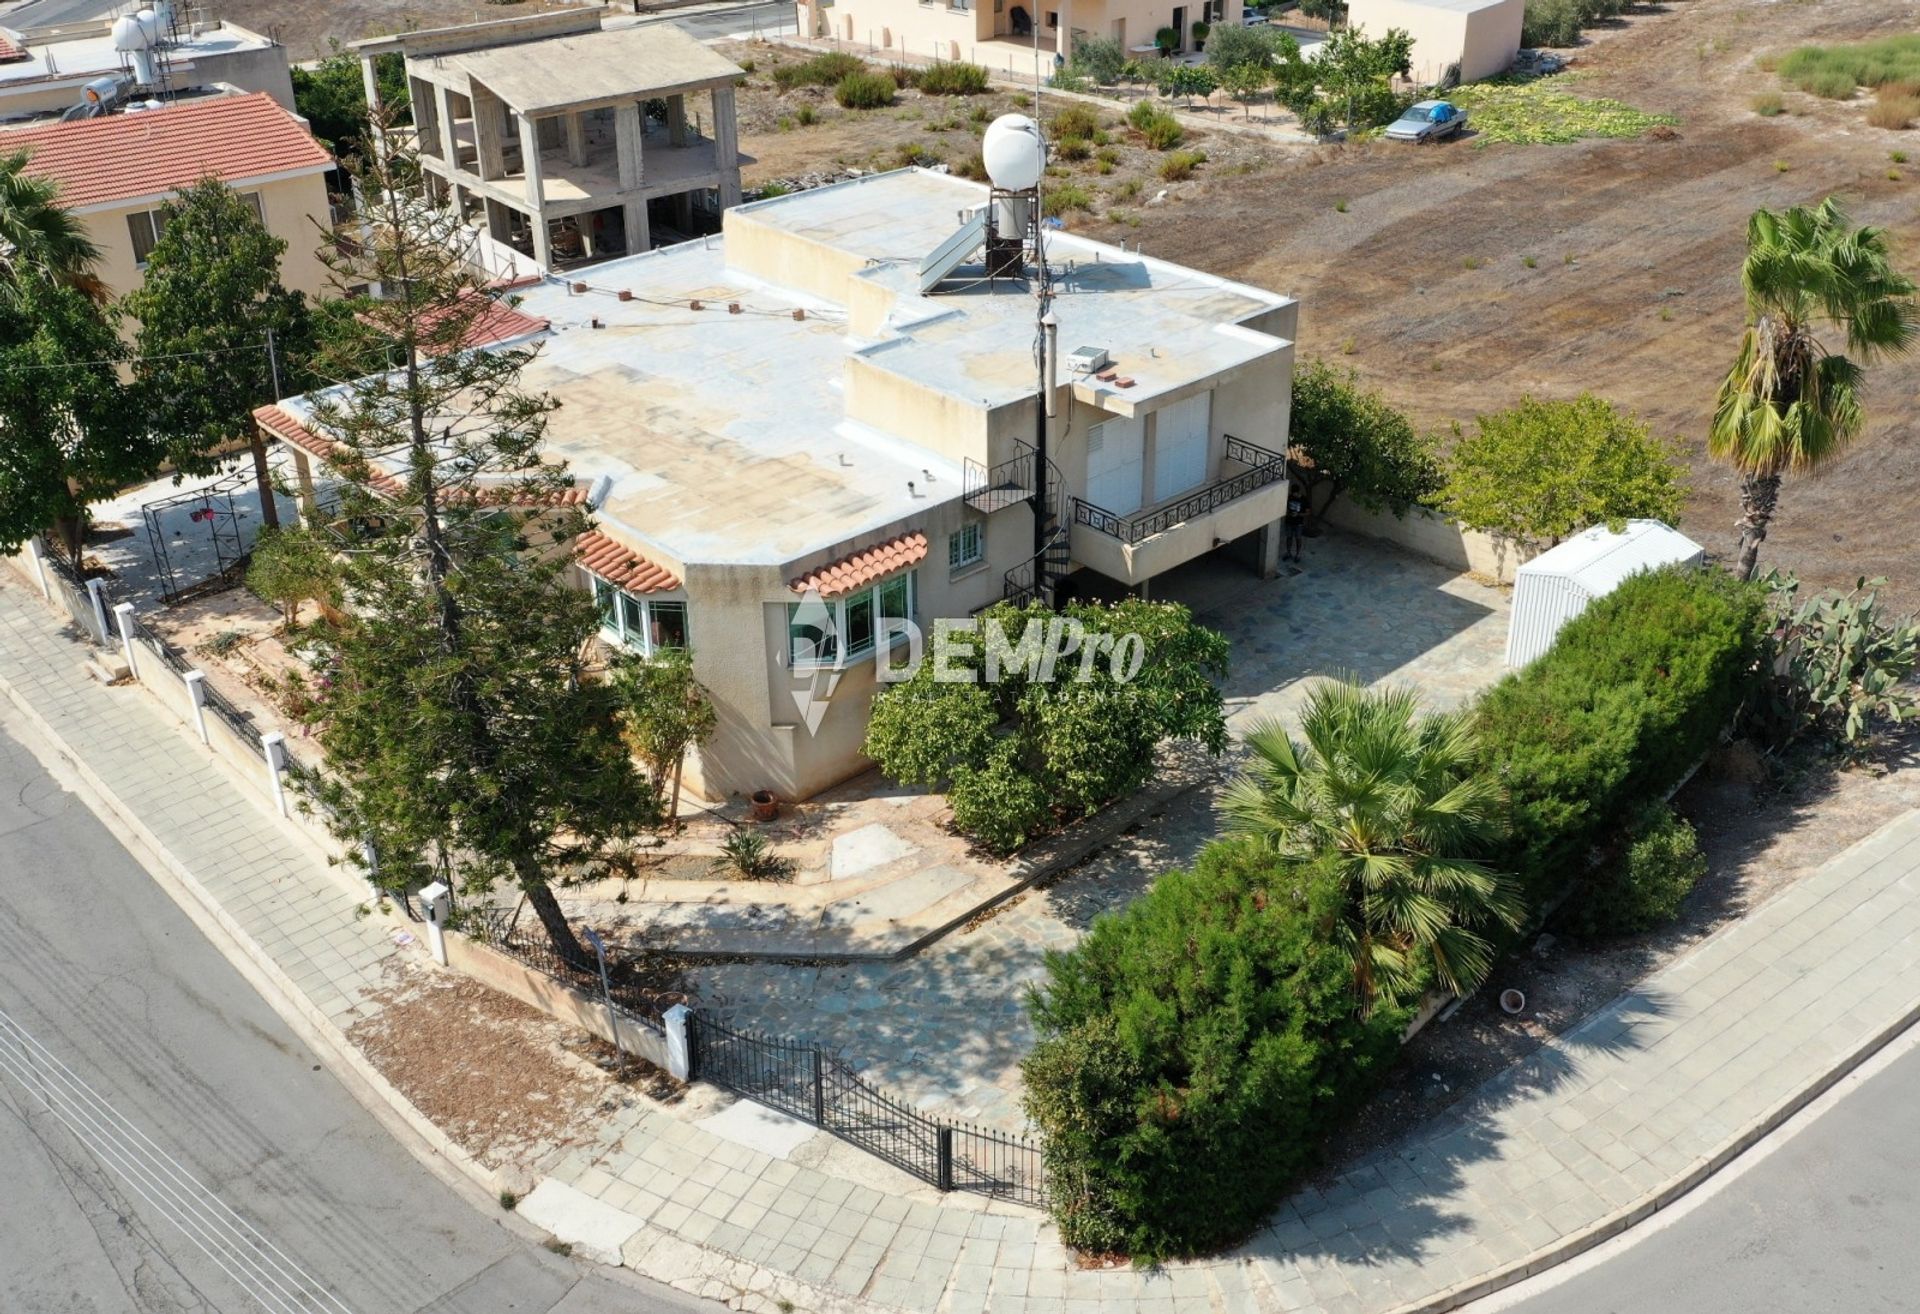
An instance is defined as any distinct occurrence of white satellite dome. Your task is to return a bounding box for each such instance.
[982,114,1046,192]
[111,12,150,50]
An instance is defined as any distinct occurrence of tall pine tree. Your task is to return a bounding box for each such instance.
[302,106,657,961]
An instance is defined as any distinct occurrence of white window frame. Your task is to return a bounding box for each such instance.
[127,208,166,266]
[788,570,916,671]
[589,571,689,656]
[948,522,984,573]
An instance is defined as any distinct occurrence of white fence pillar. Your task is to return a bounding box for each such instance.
[85,578,109,645]
[25,537,49,600]
[663,1002,692,1081]
[182,670,210,745]
[260,731,289,817]
[419,881,451,966]
[111,602,138,680]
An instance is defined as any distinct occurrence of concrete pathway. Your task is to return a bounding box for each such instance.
[6,566,1920,1314]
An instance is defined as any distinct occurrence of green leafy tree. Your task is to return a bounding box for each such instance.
[1023,840,1405,1257]
[290,43,410,160]
[1222,679,1521,1004]
[0,149,102,297]
[1276,26,1410,131]
[1220,62,1271,117]
[1442,394,1689,551]
[0,275,159,567]
[124,177,317,528]
[1206,23,1293,73]
[1710,198,1917,580]
[1288,359,1443,523]
[612,647,718,828]
[246,524,341,632]
[863,599,1229,854]
[300,114,656,963]
[1069,34,1127,84]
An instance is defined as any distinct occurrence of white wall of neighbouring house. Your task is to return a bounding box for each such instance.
[1349,0,1521,85]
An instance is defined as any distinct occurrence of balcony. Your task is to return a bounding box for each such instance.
[1069,436,1289,585]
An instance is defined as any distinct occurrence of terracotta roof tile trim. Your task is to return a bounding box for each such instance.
[575,530,681,594]
[788,531,928,598]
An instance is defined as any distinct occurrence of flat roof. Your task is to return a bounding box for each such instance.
[740,169,1294,414]
[271,169,1292,574]
[433,25,743,112]
[0,21,275,97]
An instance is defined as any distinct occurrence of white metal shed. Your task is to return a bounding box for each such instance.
[1504,520,1705,668]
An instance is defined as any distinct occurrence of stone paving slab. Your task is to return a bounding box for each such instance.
[9,565,1920,1314]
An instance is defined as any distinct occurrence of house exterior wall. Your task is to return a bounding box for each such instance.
[797,0,1239,61]
[77,170,334,304]
[1348,0,1521,84]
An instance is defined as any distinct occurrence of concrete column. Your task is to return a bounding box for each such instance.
[566,111,589,166]
[663,1003,692,1081]
[673,193,693,231]
[290,448,316,520]
[1057,0,1073,58]
[474,91,507,181]
[518,113,546,208]
[1256,516,1284,580]
[711,86,741,209]
[667,93,688,147]
[623,198,650,255]
[112,602,138,681]
[433,82,457,166]
[360,57,382,118]
[615,101,644,190]
[182,670,210,745]
[1141,412,1161,506]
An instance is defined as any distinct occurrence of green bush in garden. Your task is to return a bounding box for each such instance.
[1477,566,1766,905]
[1023,841,1407,1258]
[1566,803,1705,936]
[834,71,898,109]
[914,60,990,95]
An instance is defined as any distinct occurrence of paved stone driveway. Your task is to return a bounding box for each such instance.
[684,530,1511,1130]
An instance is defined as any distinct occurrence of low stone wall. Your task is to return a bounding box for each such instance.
[445,931,673,1071]
[1323,500,1534,584]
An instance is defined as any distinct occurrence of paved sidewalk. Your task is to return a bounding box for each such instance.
[6,568,1920,1314]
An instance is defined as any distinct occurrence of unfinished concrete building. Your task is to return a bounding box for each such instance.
[352,8,745,274]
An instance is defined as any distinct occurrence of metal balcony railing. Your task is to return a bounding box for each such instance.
[1072,435,1287,545]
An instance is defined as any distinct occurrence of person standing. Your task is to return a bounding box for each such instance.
[1282,488,1305,563]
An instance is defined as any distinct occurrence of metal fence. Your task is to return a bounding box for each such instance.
[467,903,673,1027]
[687,1013,1046,1207]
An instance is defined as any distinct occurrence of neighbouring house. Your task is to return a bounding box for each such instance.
[0,14,294,121]
[795,0,1240,67]
[3,91,334,302]
[257,166,1297,802]
[351,8,745,277]
[1348,0,1522,85]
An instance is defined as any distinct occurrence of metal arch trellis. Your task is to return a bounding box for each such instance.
[140,466,259,606]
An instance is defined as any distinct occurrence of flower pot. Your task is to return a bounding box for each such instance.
[749,790,779,822]
[1499,988,1526,1016]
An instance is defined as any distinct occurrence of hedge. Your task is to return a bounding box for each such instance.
[1022,841,1407,1259]
[1476,566,1766,906]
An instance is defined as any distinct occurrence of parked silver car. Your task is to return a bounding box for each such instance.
[1384,99,1468,142]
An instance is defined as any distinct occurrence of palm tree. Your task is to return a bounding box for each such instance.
[0,149,102,297]
[1221,679,1520,1007]
[1711,197,1917,580]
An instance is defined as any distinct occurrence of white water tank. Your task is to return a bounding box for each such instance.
[982,114,1046,192]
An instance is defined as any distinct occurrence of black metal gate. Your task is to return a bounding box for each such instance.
[687,1013,1046,1207]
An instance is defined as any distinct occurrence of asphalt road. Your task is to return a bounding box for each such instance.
[0,716,714,1314]
[1500,1040,1920,1314]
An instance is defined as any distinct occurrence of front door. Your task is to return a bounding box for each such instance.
[1086,415,1146,516]
[1170,5,1186,50]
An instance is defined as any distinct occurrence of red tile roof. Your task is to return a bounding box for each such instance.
[575,530,681,594]
[417,290,550,353]
[0,33,30,64]
[253,403,589,507]
[8,93,332,211]
[788,531,928,599]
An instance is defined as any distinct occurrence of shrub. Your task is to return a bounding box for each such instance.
[1051,102,1103,139]
[1753,573,1920,751]
[952,151,988,181]
[834,71,897,109]
[1776,35,1920,99]
[795,104,818,126]
[1054,134,1092,161]
[1069,34,1127,85]
[1128,101,1185,149]
[1288,359,1443,521]
[1521,0,1584,49]
[1751,92,1785,116]
[247,525,339,631]
[1441,394,1690,552]
[1157,148,1206,180]
[712,829,793,880]
[915,60,989,94]
[1024,841,1408,1258]
[1566,803,1704,936]
[1154,25,1180,54]
[864,600,1228,854]
[1207,22,1291,72]
[1042,182,1094,215]
[892,140,940,168]
[1867,90,1920,129]
[1476,567,1767,906]
[773,51,865,90]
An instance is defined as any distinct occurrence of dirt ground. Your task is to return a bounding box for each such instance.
[1319,729,1920,1172]
[1080,0,1920,611]
[215,0,572,61]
